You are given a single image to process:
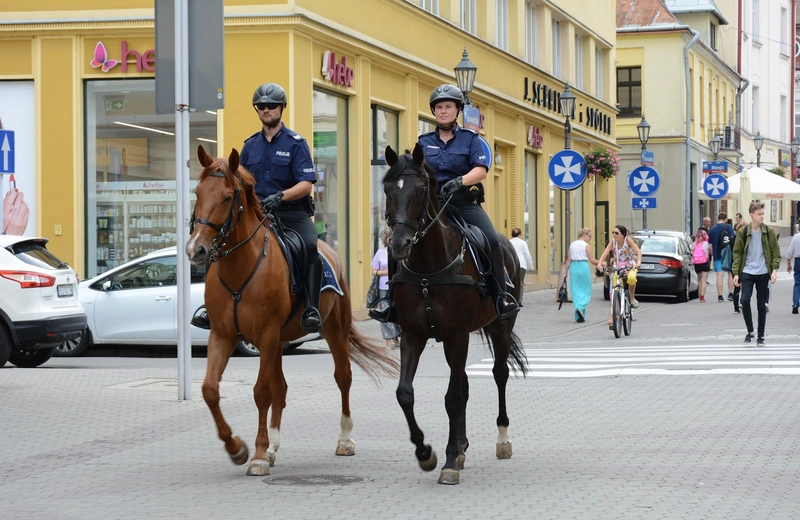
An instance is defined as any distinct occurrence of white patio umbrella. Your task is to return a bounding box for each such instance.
[698,166,800,202]
[737,167,753,222]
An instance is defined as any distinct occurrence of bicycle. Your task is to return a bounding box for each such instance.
[602,266,633,338]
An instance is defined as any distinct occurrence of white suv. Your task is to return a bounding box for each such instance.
[0,235,87,368]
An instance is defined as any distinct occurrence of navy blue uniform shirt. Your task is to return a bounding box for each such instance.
[418,124,489,188]
[239,125,317,205]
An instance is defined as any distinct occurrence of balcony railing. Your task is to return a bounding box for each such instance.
[707,124,741,152]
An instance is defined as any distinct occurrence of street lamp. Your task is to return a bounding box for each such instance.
[559,83,576,150]
[710,135,721,159]
[637,115,651,150]
[453,48,477,106]
[754,131,764,167]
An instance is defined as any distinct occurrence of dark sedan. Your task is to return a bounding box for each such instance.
[603,231,698,302]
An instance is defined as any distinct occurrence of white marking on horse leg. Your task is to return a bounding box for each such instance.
[497,426,510,444]
[266,427,280,465]
[336,414,356,456]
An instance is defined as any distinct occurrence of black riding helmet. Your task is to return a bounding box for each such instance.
[252,83,287,107]
[429,84,464,114]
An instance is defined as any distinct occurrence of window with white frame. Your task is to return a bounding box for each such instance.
[752,0,760,41]
[551,19,561,79]
[575,35,583,89]
[780,7,789,55]
[751,86,759,133]
[781,95,788,142]
[595,48,603,100]
[710,22,717,50]
[461,0,477,35]
[525,1,537,65]
[420,0,438,15]
[495,0,509,51]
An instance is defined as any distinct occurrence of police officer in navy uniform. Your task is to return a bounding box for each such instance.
[370,84,520,323]
[191,83,323,332]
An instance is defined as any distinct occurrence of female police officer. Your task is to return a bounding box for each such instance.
[370,83,519,322]
[192,83,323,332]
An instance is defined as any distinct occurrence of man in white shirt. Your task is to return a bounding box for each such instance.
[510,228,534,303]
[786,224,800,314]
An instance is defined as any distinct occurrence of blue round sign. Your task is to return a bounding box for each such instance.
[548,150,587,191]
[478,135,492,170]
[628,166,660,197]
[703,173,729,200]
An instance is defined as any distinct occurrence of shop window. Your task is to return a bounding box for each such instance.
[313,89,349,271]
[616,67,642,117]
[418,118,436,136]
[524,152,538,273]
[85,79,217,278]
[370,105,399,259]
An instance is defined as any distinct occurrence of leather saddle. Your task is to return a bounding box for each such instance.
[271,223,308,295]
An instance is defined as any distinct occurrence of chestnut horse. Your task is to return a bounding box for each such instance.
[186,146,398,476]
[383,144,527,485]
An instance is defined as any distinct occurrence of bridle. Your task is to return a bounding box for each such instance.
[385,168,451,244]
[189,171,267,263]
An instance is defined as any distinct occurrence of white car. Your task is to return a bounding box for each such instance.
[0,235,87,368]
[56,247,317,357]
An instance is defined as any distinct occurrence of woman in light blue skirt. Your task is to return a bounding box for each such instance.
[565,228,600,323]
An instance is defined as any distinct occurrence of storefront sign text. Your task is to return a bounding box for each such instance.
[463,105,483,131]
[90,41,155,74]
[527,126,543,149]
[322,51,354,87]
[780,149,791,166]
[522,78,612,136]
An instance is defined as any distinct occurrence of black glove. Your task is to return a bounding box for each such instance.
[262,191,284,212]
[441,176,463,200]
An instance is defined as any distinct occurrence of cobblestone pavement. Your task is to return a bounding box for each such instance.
[2,237,800,519]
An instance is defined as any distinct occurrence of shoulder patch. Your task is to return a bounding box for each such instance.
[291,133,304,141]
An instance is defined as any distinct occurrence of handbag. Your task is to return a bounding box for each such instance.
[366,275,380,308]
[721,245,732,271]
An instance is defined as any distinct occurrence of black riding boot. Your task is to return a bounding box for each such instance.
[191,305,211,330]
[368,256,398,323]
[490,247,520,320]
[300,258,323,332]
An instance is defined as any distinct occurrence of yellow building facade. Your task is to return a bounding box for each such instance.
[0,0,618,308]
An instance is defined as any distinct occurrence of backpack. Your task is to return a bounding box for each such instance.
[719,225,732,251]
[692,242,709,264]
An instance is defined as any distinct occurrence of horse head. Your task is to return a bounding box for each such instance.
[186,145,263,264]
[382,143,438,260]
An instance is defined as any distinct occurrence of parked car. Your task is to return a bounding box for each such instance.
[0,235,87,367]
[602,231,698,302]
[55,247,318,357]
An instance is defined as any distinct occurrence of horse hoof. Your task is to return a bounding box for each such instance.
[418,448,437,472]
[456,453,466,470]
[496,441,512,460]
[438,468,460,485]
[230,437,249,465]
[246,459,270,476]
[335,439,356,456]
[266,449,277,467]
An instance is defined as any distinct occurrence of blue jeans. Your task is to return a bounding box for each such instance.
[794,258,800,308]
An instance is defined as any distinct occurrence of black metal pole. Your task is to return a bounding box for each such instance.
[564,118,571,259]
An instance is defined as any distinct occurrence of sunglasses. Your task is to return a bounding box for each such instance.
[612,231,621,235]
[255,102,281,111]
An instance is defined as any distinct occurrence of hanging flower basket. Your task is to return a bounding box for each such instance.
[584,146,620,180]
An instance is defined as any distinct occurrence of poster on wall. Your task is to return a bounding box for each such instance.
[0,82,36,236]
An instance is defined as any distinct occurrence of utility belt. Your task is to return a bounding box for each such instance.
[278,196,315,217]
[447,182,486,206]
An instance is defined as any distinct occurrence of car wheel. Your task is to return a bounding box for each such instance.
[8,347,57,368]
[0,324,12,367]
[54,330,91,357]
[235,341,260,357]
[677,275,690,303]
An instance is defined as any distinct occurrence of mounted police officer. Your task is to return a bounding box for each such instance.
[370,83,520,323]
[192,83,323,332]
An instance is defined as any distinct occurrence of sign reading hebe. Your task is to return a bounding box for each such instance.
[322,51,354,88]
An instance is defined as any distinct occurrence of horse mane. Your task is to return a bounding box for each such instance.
[199,156,264,220]
[382,151,439,191]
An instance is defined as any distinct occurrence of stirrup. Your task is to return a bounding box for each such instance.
[368,298,396,323]
[191,307,211,330]
[495,292,520,320]
[300,307,322,332]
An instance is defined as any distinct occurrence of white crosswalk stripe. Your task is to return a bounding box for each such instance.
[466,343,800,378]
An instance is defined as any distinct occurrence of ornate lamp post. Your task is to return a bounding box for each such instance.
[453,48,477,106]
[559,83,577,254]
[637,115,652,228]
[754,131,764,168]
[710,135,721,159]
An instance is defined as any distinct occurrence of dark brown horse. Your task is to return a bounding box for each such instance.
[186,145,398,476]
[383,144,527,485]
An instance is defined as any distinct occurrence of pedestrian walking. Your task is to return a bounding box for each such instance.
[565,228,599,323]
[732,202,781,346]
[510,228,533,303]
[702,216,711,232]
[708,212,735,302]
[692,228,712,302]
[370,228,401,348]
[786,224,800,315]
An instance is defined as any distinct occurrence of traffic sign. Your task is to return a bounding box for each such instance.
[702,160,728,173]
[628,166,660,197]
[0,130,14,173]
[548,149,587,191]
[632,197,657,210]
[703,173,729,199]
[478,135,492,169]
[640,150,654,166]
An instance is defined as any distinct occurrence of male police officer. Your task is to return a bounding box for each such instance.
[191,83,323,332]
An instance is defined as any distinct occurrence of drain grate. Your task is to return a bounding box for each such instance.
[263,474,371,486]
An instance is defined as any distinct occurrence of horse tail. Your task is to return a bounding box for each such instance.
[347,325,400,386]
[481,327,528,378]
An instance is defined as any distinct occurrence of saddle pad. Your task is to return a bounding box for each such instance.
[320,252,344,296]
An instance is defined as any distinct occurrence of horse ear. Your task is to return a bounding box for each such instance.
[385,146,398,167]
[412,142,425,166]
[197,145,213,167]
[229,148,240,173]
